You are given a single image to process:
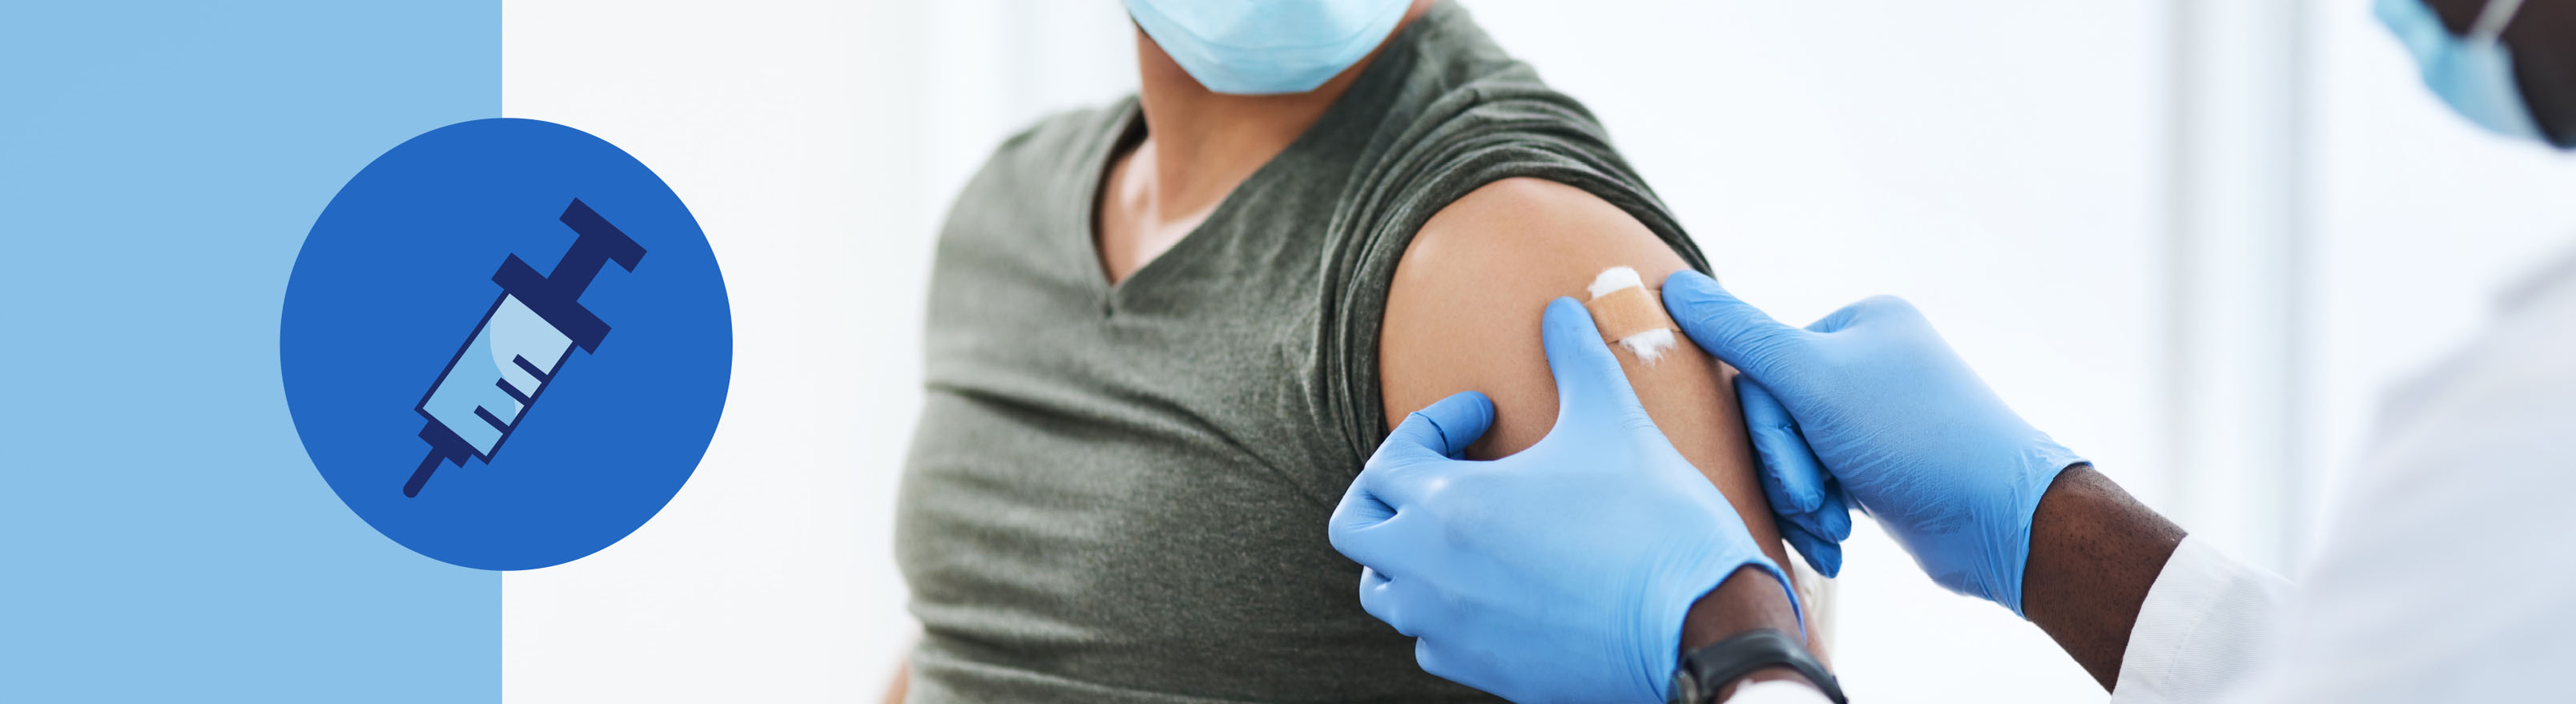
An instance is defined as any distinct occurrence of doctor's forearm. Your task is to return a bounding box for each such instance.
[1680,565,1821,699]
[2019,464,2185,690]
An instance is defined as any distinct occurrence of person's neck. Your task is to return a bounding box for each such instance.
[1116,1,1433,224]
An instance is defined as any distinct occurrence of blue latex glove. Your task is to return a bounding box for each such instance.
[1329,298,1796,704]
[1661,271,2084,616]
[1736,377,1854,577]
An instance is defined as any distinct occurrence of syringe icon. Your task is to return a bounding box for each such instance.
[405,199,646,497]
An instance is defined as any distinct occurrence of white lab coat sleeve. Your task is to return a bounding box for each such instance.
[1721,679,1836,704]
[2109,535,2292,704]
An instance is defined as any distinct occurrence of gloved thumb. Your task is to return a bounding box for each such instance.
[1334,392,1494,570]
[1660,271,1808,384]
[1375,391,1495,465]
[1805,294,1922,335]
[1353,392,1494,516]
[1539,297,1655,435]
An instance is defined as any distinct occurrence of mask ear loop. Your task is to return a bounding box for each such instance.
[2470,0,2528,44]
[2470,0,2558,142]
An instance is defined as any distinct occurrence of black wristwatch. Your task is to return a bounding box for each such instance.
[1668,628,1846,704]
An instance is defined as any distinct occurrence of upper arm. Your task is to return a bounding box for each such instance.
[1377,177,1791,565]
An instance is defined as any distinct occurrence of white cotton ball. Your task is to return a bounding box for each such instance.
[1616,328,1676,364]
[1587,265,1644,299]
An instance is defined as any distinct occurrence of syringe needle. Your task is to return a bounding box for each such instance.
[404,450,446,498]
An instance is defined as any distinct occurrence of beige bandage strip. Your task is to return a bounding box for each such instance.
[1583,286,1672,342]
[1584,266,1680,364]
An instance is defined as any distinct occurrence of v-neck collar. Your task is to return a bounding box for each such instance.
[1075,100,1310,316]
[1071,11,1430,316]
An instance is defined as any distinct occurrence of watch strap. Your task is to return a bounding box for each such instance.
[1669,628,1846,704]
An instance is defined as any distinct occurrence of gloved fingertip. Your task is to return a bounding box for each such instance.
[1814,486,1855,542]
[1858,294,1920,318]
[1763,456,1827,516]
[1659,269,1718,300]
[1657,274,1804,384]
[1326,486,1396,563]
[1410,391,1496,457]
[1808,540,1842,578]
[1379,392,1495,465]
[1459,389,1495,416]
[1539,296,1609,359]
[1739,379,1829,514]
[1782,524,1843,578]
[1358,567,1409,635]
[1538,296,1647,427]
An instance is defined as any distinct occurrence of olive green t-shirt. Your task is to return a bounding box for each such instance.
[894,3,1709,702]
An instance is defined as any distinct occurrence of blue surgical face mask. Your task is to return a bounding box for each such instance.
[1125,0,1411,95]
[2377,0,2547,143]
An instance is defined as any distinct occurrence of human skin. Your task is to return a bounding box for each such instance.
[1377,177,1816,661]
[2002,3,2576,688]
[1096,1,1440,284]
[890,2,1810,699]
[1103,0,1817,677]
[1670,1,2576,694]
[2429,0,2576,143]
[890,5,1445,702]
[1668,465,2185,699]
[2020,465,2187,689]
[1104,0,1815,664]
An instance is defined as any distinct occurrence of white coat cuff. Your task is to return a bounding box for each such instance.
[1723,678,1837,704]
[2111,535,2291,704]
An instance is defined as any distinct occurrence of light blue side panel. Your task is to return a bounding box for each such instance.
[0,2,501,701]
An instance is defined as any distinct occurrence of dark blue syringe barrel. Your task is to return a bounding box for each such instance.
[405,199,645,497]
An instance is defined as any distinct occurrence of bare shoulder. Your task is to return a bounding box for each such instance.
[1379,177,1702,457]
[1379,176,1801,631]
[1399,177,1689,282]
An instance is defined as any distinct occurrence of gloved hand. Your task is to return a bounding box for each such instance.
[1329,298,1796,704]
[1661,271,2084,616]
[1736,377,1854,577]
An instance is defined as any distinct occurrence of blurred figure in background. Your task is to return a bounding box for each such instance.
[1329,0,2576,702]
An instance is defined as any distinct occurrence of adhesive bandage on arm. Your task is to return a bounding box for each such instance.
[1583,266,1680,364]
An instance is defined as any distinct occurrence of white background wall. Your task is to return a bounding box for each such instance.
[499,1,2576,702]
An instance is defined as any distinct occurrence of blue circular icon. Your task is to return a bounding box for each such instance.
[283,119,731,570]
